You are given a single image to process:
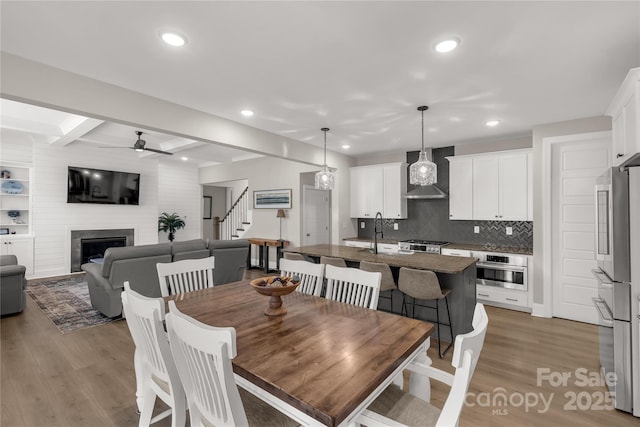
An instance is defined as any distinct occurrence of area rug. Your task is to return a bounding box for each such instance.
[26,274,121,334]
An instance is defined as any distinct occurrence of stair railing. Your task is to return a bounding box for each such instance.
[218,186,250,240]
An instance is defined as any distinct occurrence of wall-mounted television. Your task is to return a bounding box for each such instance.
[67,166,140,205]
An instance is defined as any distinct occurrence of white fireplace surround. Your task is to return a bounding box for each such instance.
[67,225,138,273]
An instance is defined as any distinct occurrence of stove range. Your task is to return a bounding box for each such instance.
[398,239,449,254]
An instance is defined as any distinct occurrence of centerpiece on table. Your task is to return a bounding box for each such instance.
[250,275,300,317]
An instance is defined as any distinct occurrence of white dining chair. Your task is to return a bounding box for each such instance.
[165,300,298,427]
[356,303,489,427]
[121,282,186,427]
[280,258,325,297]
[324,264,381,309]
[156,256,215,297]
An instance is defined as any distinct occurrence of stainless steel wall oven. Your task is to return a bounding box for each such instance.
[475,253,528,291]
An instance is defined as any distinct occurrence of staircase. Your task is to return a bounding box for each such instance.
[218,187,252,240]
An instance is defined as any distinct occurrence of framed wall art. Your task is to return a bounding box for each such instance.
[253,189,292,209]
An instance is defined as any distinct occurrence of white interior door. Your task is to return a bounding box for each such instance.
[551,135,611,324]
[302,185,330,246]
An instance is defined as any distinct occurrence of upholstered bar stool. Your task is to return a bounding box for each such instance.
[359,261,396,313]
[319,256,347,268]
[398,267,453,358]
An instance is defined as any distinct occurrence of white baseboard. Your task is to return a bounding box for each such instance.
[531,303,552,318]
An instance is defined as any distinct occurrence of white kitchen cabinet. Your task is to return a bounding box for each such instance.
[472,150,529,221]
[607,68,639,167]
[382,163,407,219]
[441,248,472,257]
[476,284,529,310]
[350,163,406,219]
[1,236,34,276]
[447,156,473,220]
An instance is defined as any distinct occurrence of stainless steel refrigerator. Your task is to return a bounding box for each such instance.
[593,165,640,415]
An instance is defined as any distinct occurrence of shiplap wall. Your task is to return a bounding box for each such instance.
[157,159,201,243]
[2,135,201,278]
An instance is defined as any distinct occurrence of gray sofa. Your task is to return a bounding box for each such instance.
[209,239,250,285]
[82,238,249,317]
[0,254,27,316]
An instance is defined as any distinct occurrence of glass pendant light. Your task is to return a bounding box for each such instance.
[409,106,437,186]
[315,127,335,190]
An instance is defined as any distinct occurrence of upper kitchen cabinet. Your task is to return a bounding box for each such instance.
[448,149,531,221]
[474,151,529,220]
[382,163,407,219]
[607,68,640,167]
[447,156,473,220]
[350,162,407,219]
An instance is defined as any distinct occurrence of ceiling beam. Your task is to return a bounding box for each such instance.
[50,117,104,146]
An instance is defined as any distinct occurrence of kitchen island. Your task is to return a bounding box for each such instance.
[284,244,477,338]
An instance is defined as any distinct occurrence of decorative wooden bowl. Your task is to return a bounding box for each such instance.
[250,276,300,317]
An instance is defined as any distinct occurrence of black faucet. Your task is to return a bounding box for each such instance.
[373,212,384,254]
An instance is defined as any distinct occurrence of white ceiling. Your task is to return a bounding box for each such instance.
[1,1,638,162]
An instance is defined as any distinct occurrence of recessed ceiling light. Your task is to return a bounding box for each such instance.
[341,145,351,150]
[241,110,254,117]
[434,38,459,53]
[181,156,188,161]
[486,120,500,127]
[161,32,186,47]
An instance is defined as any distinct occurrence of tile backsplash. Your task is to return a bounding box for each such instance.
[356,146,533,250]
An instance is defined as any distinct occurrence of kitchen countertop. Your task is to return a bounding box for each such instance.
[342,237,533,256]
[285,244,476,275]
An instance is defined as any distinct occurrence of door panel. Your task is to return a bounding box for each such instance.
[303,185,330,246]
[552,136,611,324]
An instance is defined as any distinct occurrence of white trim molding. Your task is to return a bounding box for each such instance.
[541,130,611,319]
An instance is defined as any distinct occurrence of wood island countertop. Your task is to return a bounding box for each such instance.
[285,244,476,274]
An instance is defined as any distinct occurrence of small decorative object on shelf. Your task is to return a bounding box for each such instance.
[0,169,10,179]
[1,180,23,194]
[7,210,20,224]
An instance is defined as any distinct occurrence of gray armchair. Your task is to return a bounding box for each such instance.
[208,239,250,285]
[1,254,27,316]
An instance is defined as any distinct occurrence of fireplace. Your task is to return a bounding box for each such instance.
[81,237,126,264]
[70,229,134,272]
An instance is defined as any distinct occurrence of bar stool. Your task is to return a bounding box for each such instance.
[283,252,305,261]
[398,267,453,358]
[320,256,347,268]
[359,261,396,313]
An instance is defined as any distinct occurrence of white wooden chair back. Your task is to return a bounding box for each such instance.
[121,282,185,426]
[324,264,381,309]
[156,256,215,297]
[437,303,488,426]
[165,300,248,427]
[356,303,488,427]
[280,258,325,297]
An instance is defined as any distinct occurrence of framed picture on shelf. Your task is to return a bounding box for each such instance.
[253,189,292,209]
[203,196,212,219]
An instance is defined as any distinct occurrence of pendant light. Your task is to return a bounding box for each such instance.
[409,106,437,186]
[315,127,335,190]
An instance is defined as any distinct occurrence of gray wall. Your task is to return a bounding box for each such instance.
[357,147,533,250]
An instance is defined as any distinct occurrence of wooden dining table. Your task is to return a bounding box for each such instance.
[166,280,434,427]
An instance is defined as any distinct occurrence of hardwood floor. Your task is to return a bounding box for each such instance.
[1,271,637,426]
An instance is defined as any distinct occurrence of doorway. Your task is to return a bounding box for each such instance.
[548,132,611,324]
[302,185,330,246]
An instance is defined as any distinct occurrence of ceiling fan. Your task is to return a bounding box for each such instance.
[129,131,173,155]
